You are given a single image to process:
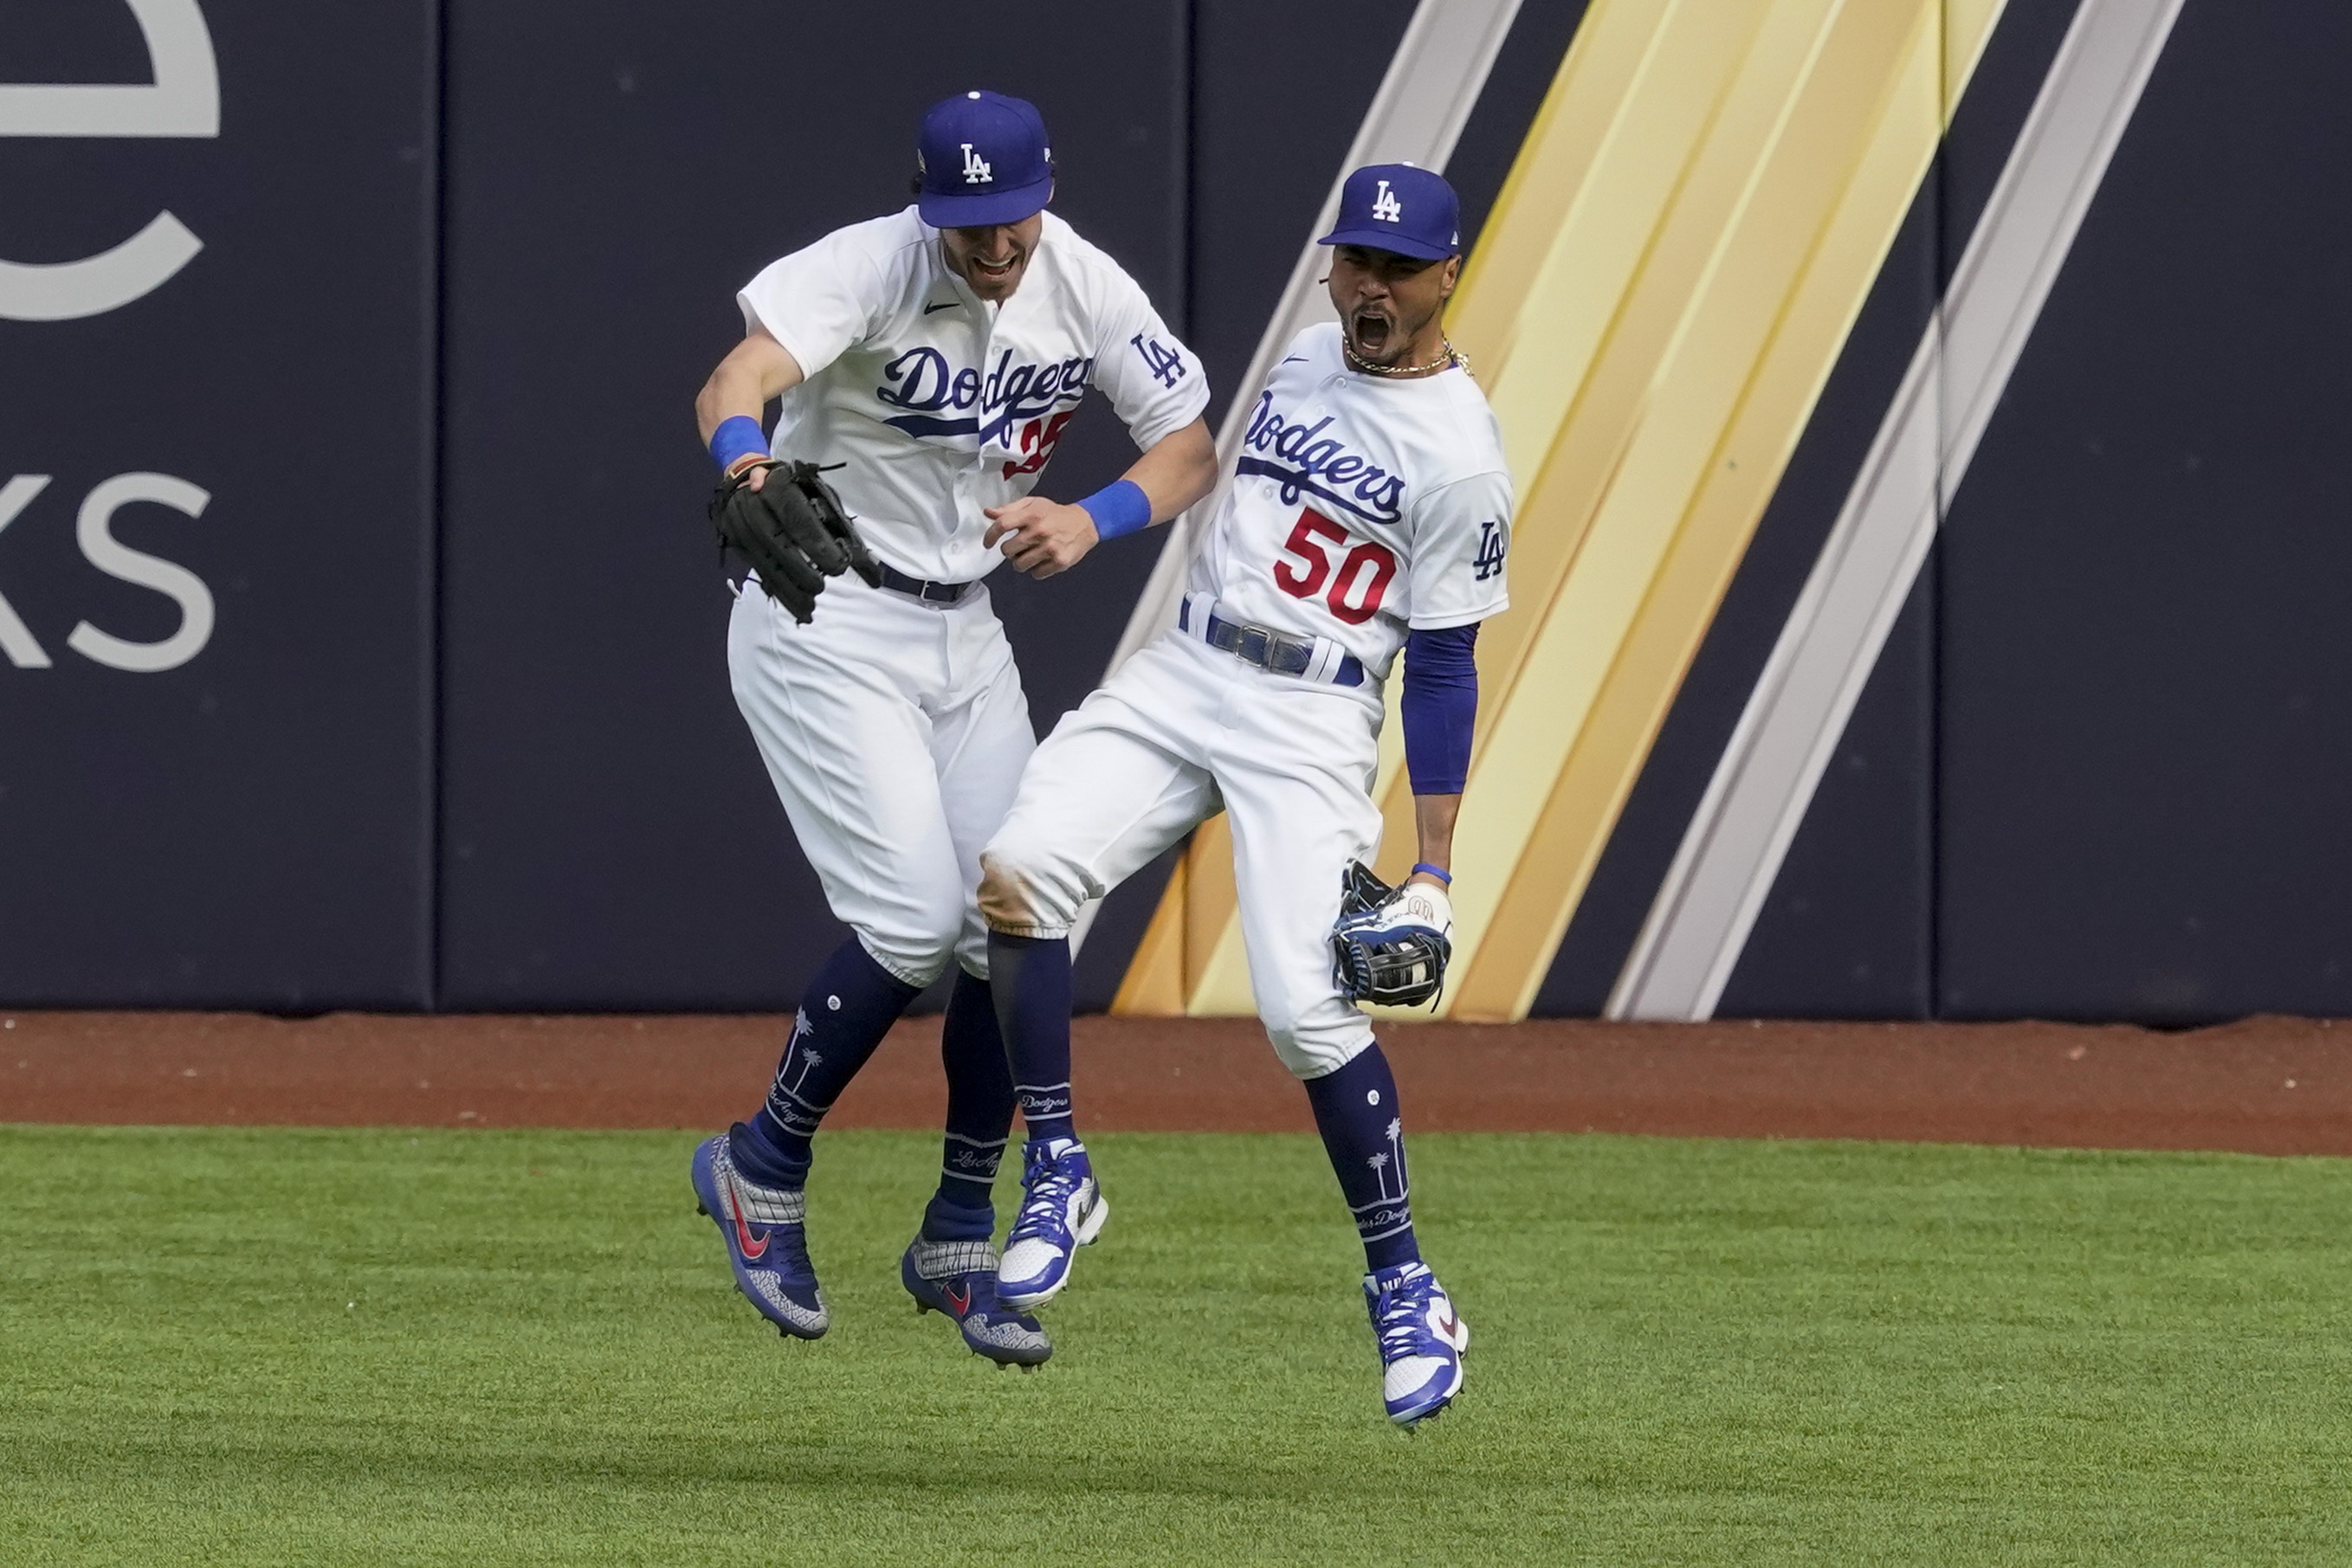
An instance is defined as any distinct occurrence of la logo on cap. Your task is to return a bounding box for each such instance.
[916,89,1053,227]
[1317,162,1460,261]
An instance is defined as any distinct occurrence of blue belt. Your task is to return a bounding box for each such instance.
[1180,598,1365,687]
[876,564,975,604]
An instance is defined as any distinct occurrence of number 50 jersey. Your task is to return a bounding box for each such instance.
[1188,322,1513,685]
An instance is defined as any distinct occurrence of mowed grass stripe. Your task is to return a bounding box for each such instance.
[2,1126,2348,1565]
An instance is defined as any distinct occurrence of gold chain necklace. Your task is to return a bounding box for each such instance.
[1341,335,1466,378]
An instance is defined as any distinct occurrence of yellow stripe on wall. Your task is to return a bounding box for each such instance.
[1117,0,2008,1024]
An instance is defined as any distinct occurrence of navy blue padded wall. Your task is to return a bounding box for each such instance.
[1937,0,2352,1020]
[1186,0,1416,427]
[0,0,435,1008]
[1719,572,1935,1017]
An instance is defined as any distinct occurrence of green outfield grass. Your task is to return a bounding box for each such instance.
[3,1125,2349,1565]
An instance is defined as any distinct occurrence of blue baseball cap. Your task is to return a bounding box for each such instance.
[915,91,1053,229]
[1317,164,1461,261]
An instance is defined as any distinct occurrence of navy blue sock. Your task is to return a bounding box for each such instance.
[927,968,1015,1240]
[1302,1042,1422,1273]
[986,932,1076,1144]
[730,938,920,1190]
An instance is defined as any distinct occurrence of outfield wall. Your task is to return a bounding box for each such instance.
[4,0,2349,1023]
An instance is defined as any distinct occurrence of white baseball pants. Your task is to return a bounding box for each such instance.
[727,573,1035,988]
[980,630,1385,1078]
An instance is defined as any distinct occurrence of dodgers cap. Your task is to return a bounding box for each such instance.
[915,90,1053,229]
[1316,163,1461,261]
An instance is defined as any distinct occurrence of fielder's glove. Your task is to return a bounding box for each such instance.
[1330,860,1454,1010]
[711,460,883,623]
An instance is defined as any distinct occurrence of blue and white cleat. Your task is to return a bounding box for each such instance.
[690,1129,828,1339]
[902,1236,1052,1369]
[996,1138,1108,1311]
[1365,1261,1469,1429]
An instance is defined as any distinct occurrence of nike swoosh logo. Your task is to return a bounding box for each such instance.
[1436,1309,1462,1342]
[925,300,959,313]
[725,1177,769,1261]
[944,1281,972,1315]
[1280,354,1307,365]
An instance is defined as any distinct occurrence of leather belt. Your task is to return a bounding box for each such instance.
[876,563,976,604]
[1179,595,1366,687]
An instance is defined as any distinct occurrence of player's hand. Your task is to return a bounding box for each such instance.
[984,497,1099,579]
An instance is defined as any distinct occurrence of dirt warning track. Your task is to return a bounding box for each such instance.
[3,1011,2348,1156]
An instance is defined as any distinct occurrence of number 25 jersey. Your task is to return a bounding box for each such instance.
[1188,322,1513,684]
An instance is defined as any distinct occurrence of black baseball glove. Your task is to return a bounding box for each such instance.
[711,460,883,623]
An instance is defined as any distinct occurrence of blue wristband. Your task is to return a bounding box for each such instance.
[1076,479,1152,541]
[709,415,770,474]
[1411,863,1452,886]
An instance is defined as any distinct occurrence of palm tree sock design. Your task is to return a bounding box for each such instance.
[1302,1042,1421,1272]
[730,938,921,1189]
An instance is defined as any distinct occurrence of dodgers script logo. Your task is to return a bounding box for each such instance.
[1237,390,1408,525]
[876,346,1092,452]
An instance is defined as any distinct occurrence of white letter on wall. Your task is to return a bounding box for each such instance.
[68,473,215,673]
[0,0,221,321]
[0,474,56,668]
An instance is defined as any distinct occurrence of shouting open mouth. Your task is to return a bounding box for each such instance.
[1348,302,1397,361]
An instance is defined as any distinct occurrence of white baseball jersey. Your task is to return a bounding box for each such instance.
[1187,322,1512,681]
[740,206,1210,583]
[980,323,1517,1074]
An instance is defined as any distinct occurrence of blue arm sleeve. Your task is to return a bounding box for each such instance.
[1400,623,1479,796]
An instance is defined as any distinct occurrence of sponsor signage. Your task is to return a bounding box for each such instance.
[0,0,434,1005]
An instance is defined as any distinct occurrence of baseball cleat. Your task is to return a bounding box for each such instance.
[690,1130,828,1339]
[901,1235,1051,1367]
[1364,1261,1468,1429]
[996,1137,1108,1311]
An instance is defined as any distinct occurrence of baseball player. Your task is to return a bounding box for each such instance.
[686,90,1217,1369]
[976,165,1508,1426]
